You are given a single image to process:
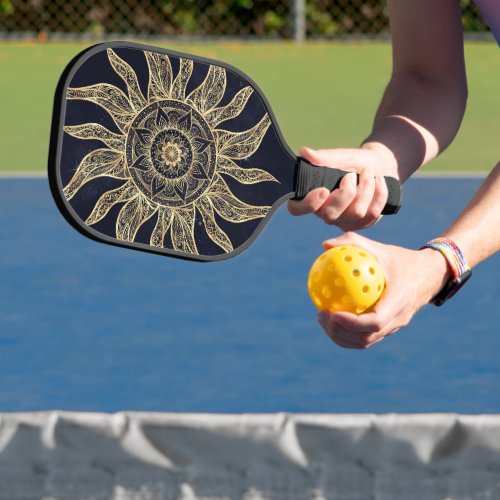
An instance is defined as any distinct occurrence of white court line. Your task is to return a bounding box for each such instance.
[0,170,489,179]
[414,170,487,178]
[0,171,47,178]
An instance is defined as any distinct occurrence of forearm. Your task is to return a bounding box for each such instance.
[441,162,500,267]
[361,0,467,183]
[417,163,500,303]
[363,73,467,182]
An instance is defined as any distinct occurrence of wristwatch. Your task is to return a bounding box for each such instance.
[421,238,472,306]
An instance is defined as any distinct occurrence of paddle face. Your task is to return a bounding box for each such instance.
[49,41,295,261]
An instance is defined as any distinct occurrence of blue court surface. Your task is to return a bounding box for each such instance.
[0,176,498,413]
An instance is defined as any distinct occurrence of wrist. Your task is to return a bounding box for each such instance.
[361,141,399,178]
[417,248,453,303]
[420,238,472,306]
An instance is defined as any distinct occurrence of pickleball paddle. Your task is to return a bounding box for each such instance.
[49,41,401,262]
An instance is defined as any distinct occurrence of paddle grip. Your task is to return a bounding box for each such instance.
[293,158,402,215]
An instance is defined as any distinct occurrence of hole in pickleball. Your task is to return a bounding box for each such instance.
[322,286,332,299]
[378,284,382,291]
[369,267,375,275]
[342,295,351,304]
[359,251,366,257]
[313,294,322,307]
[362,285,369,293]
[313,271,321,282]
[356,306,366,314]
[352,269,360,277]
[334,277,344,287]
[344,256,352,262]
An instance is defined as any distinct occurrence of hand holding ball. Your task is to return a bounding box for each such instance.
[308,245,385,314]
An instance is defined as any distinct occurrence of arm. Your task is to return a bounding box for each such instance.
[441,164,500,268]
[288,0,467,228]
[318,163,500,349]
[364,0,468,181]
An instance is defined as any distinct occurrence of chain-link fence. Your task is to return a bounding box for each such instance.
[0,0,491,40]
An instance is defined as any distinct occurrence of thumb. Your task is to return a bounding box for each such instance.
[322,231,368,250]
[299,146,324,165]
[299,147,367,171]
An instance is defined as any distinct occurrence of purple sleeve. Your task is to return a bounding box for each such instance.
[473,0,500,44]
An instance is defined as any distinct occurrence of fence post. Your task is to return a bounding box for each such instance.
[292,0,306,42]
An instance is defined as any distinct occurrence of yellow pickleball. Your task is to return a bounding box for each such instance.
[308,245,385,314]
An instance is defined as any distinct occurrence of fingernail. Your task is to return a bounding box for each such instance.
[319,189,329,200]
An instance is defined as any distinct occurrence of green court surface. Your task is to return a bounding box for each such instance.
[0,40,497,173]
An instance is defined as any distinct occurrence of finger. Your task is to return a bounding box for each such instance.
[299,146,327,166]
[322,231,369,250]
[316,172,357,224]
[363,174,389,224]
[299,146,367,171]
[343,164,376,221]
[332,296,400,339]
[320,321,365,349]
[330,311,385,335]
[325,169,392,231]
[288,188,330,216]
[329,317,390,349]
[331,336,364,349]
[319,311,372,349]
[328,327,380,349]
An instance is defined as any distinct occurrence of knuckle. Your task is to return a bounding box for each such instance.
[320,208,340,225]
[366,205,382,219]
[325,214,340,225]
[359,334,375,348]
[350,205,367,219]
[343,182,357,198]
[360,171,373,187]
[371,319,385,332]
[401,316,411,328]
[359,339,370,349]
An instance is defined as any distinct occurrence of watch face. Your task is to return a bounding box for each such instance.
[432,269,472,306]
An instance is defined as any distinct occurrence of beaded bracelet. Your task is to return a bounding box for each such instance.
[421,238,470,278]
[421,237,472,306]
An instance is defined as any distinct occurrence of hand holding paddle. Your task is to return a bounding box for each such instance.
[289,146,399,231]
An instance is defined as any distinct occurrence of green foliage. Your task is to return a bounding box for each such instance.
[306,3,338,37]
[0,0,490,37]
[0,0,14,16]
[263,10,285,35]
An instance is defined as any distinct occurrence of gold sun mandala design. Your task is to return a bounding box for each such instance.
[63,48,278,255]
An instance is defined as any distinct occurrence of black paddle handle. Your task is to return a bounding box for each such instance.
[293,158,402,215]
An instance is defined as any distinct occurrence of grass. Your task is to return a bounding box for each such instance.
[0,40,497,172]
